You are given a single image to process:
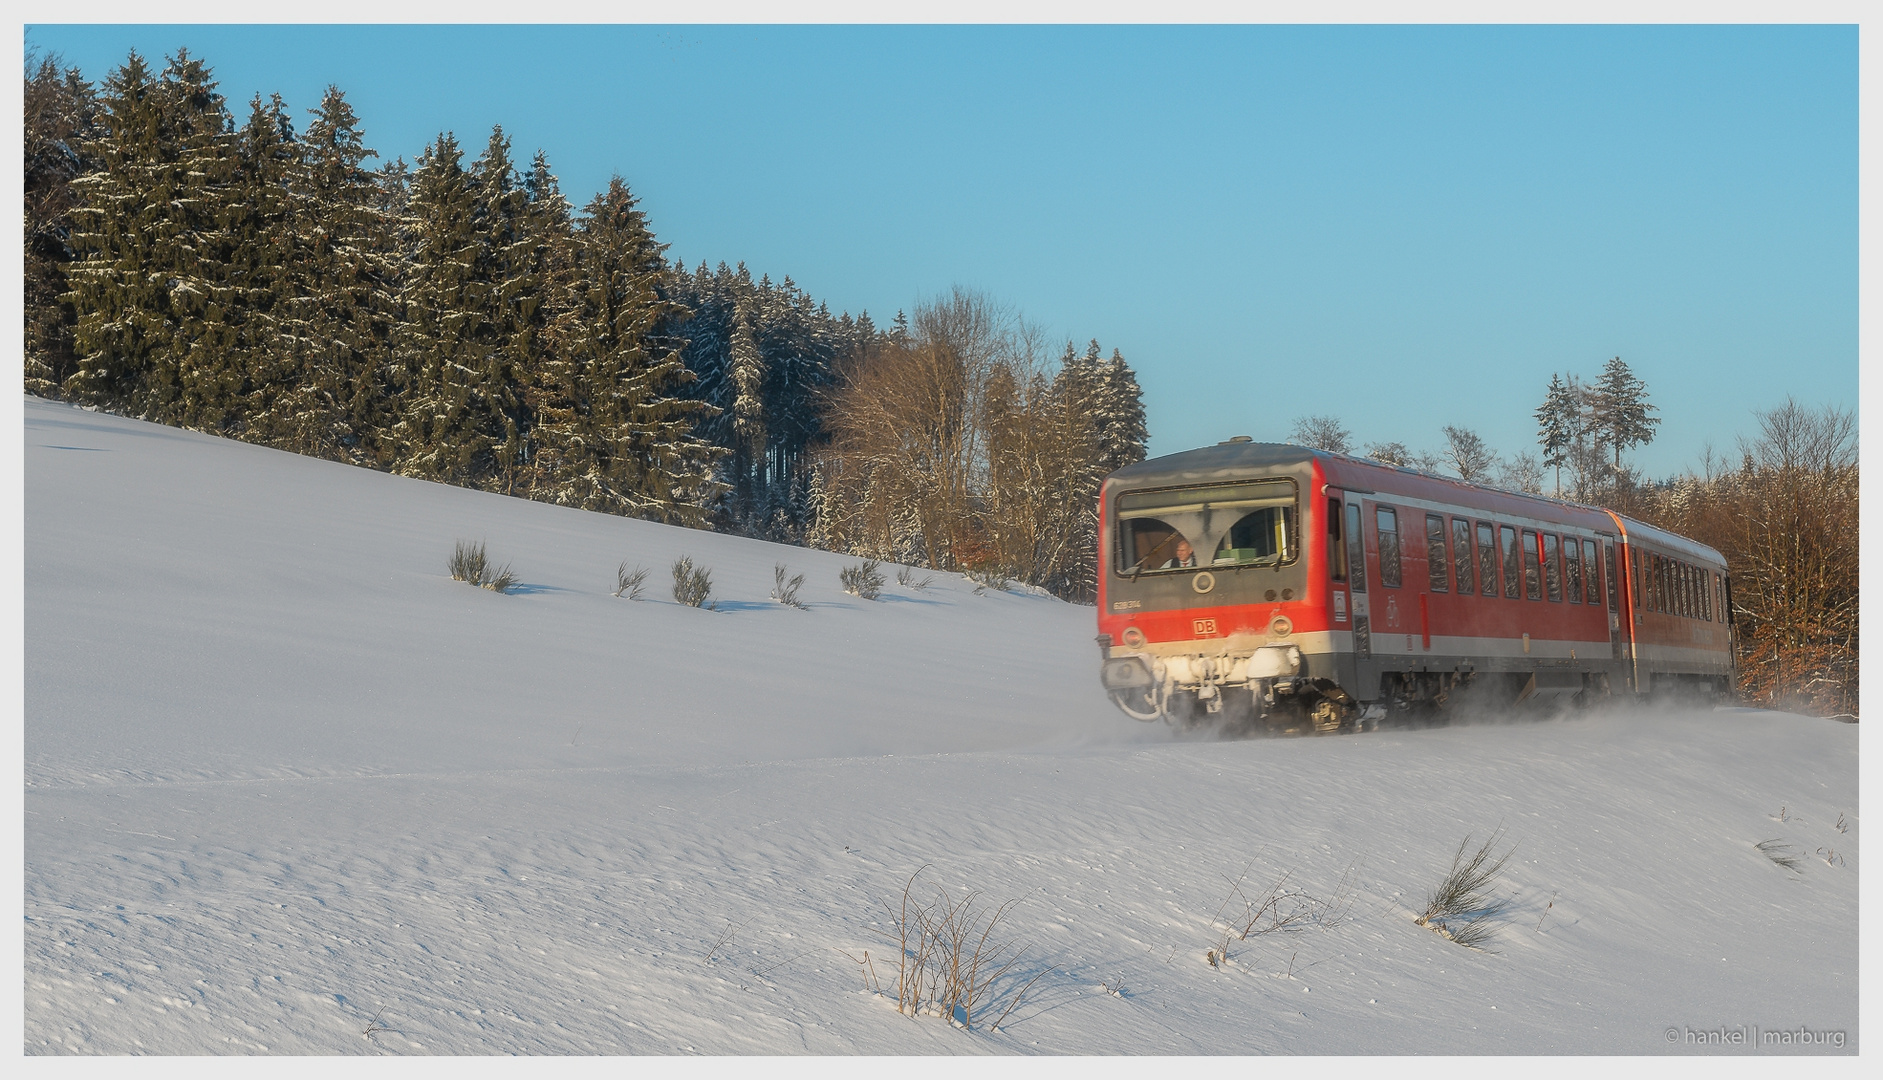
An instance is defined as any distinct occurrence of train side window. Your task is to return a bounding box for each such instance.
[1500,526,1521,598]
[1606,543,1619,612]
[1542,533,1562,601]
[1452,517,1475,596]
[1704,570,1714,621]
[1631,549,1642,609]
[1655,555,1667,613]
[1327,498,1345,582]
[1715,573,1725,623]
[1522,530,1542,600]
[1564,537,1582,604]
[1680,563,1692,618]
[1345,503,1366,593]
[1425,514,1449,592]
[1477,522,1498,597]
[1645,554,1657,612]
[1583,539,1601,604]
[1376,507,1402,588]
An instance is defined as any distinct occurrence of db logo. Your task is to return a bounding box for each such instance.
[1192,618,1219,636]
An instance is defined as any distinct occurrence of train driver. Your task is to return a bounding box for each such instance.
[1162,539,1198,569]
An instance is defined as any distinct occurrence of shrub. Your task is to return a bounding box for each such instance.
[448,540,515,593]
[1416,830,1515,949]
[880,866,1053,1033]
[840,558,885,600]
[896,564,935,589]
[671,556,715,609]
[613,561,649,600]
[771,563,807,609]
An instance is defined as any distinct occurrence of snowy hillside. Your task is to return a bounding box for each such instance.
[24,396,1857,1055]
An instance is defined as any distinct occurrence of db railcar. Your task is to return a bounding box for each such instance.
[1095,439,1735,731]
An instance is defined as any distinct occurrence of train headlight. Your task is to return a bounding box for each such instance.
[1269,615,1293,637]
[1121,626,1146,648]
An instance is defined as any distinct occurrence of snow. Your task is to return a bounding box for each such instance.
[23,396,1858,1056]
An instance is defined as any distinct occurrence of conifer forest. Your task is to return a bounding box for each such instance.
[22,48,1147,601]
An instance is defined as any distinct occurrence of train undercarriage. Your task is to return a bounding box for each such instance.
[1102,647,1729,736]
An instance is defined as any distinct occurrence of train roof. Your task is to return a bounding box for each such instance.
[1105,440,1726,567]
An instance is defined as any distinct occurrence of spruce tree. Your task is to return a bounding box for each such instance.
[24,53,98,396]
[64,49,232,418]
[538,176,723,522]
[1535,372,1581,496]
[1589,356,1659,478]
[264,85,397,464]
[1094,347,1147,473]
[214,93,300,438]
[388,131,492,483]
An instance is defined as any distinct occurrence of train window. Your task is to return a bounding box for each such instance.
[1542,534,1562,601]
[1679,563,1691,618]
[1116,480,1295,574]
[1564,538,1582,604]
[1500,526,1521,598]
[1521,531,1542,600]
[1327,498,1345,582]
[1583,539,1601,605]
[1452,518,1475,596]
[1214,506,1291,566]
[1119,518,1194,573]
[1605,543,1618,611]
[1346,503,1366,593]
[1703,570,1713,621]
[1376,507,1402,588]
[1632,550,1643,609]
[1477,522,1498,597]
[1426,514,1449,592]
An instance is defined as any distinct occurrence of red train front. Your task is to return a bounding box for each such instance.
[1095,439,1734,731]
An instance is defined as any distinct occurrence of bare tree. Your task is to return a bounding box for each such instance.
[1288,415,1352,454]
[1439,425,1497,482]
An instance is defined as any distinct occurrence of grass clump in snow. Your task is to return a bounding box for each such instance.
[671,556,716,609]
[964,566,1010,595]
[1415,829,1515,950]
[448,540,516,593]
[1756,838,1803,872]
[771,564,807,609]
[1205,857,1359,968]
[879,866,1053,1033]
[840,558,885,600]
[896,564,935,589]
[613,561,649,600]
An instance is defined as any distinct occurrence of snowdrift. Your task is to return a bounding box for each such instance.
[24,397,1857,1054]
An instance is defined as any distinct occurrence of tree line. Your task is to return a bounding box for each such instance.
[24,48,1146,600]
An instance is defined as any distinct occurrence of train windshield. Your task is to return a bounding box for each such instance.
[1115,480,1296,574]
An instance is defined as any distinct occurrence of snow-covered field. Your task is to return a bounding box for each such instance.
[23,396,1858,1055]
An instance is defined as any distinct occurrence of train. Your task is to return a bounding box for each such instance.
[1094,438,1736,731]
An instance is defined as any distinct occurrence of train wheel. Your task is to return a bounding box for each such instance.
[1108,686,1163,722]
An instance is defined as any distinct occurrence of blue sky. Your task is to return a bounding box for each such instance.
[24,23,1856,478]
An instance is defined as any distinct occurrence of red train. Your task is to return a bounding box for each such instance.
[1095,439,1735,731]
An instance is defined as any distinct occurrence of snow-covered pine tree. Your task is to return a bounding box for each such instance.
[261,85,397,465]
[24,53,98,397]
[387,131,494,484]
[213,93,301,440]
[1094,346,1147,474]
[1534,372,1581,497]
[538,176,723,523]
[64,49,232,420]
[1588,356,1659,480]
[728,297,768,511]
[469,127,541,494]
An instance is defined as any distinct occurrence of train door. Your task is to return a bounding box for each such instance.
[1608,540,1638,691]
[1342,497,1370,659]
